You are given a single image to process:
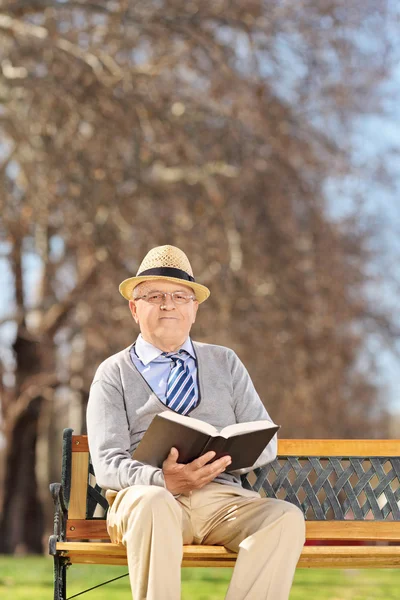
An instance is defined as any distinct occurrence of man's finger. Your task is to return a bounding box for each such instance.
[194,457,232,486]
[190,451,216,470]
[200,456,232,477]
[209,455,231,469]
[163,447,179,466]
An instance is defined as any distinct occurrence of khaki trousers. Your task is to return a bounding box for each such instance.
[106,482,305,600]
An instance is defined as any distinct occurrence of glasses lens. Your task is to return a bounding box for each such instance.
[147,293,164,304]
[173,293,191,304]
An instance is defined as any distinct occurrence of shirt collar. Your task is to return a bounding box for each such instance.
[134,334,196,366]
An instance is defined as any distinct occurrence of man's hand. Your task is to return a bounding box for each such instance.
[162,448,232,495]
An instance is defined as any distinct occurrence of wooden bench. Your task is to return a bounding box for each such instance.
[49,429,400,599]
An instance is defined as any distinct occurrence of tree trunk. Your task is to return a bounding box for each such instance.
[0,329,46,554]
[0,396,44,553]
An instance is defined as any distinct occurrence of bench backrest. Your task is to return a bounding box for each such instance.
[61,429,400,542]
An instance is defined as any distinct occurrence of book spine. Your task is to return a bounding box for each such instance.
[200,436,229,461]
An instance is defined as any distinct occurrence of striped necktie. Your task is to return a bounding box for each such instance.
[164,350,197,415]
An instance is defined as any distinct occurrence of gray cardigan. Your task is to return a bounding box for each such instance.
[86,341,278,491]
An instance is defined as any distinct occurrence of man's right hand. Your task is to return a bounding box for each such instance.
[162,448,232,495]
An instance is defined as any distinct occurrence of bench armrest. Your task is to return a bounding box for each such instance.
[49,482,68,555]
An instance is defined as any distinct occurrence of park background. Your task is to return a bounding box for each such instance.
[0,1,399,598]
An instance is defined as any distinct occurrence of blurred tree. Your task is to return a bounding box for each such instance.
[0,0,398,552]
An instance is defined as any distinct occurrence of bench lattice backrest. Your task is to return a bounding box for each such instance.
[243,456,400,521]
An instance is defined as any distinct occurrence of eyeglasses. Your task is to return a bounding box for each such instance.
[135,291,196,305]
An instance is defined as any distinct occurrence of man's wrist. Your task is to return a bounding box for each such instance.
[160,469,182,497]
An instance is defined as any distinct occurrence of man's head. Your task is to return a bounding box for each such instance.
[119,245,210,351]
[129,279,199,351]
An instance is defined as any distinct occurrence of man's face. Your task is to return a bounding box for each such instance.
[129,279,199,348]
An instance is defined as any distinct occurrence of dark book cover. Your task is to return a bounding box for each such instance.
[202,428,278,470]
[132,413,279,471]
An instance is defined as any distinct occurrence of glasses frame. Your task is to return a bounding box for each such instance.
[134,290,196,305]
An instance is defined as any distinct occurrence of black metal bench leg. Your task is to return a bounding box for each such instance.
[53,554,69,600]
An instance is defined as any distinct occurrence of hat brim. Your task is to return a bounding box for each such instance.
[119,275,210,304]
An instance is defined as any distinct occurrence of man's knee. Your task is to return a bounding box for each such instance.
[111,485,181,538]
[111,485,177,524]
[259,499,305,538]
[125,484,175,512]
[278,501,306,541]
[280,500,304,518]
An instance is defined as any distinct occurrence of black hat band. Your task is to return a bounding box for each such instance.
[137,267,196,283]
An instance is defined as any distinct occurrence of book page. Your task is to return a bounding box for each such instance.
[159,410,218,436]
[220,419,278,438]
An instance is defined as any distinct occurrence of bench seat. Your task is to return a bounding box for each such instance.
[56,541,400,568]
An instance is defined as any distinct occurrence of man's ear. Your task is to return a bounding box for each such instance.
[192,301,199,323]
[129,300,139,324]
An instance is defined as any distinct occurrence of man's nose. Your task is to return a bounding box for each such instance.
[161,293,175,308]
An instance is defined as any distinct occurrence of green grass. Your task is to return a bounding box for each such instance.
[0,556,399,599]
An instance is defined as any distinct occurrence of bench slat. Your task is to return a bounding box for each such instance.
[71,436,89,452]
[69,452,89,519]
[278,440,400,457]
[65,519,400,541]
[56,542,400,569]
[70,437,400,456]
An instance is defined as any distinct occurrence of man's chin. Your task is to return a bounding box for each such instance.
[155,322,182,334]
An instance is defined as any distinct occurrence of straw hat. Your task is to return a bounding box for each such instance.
[119,245,210,303]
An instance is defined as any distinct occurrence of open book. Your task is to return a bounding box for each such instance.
[132,411,280,471]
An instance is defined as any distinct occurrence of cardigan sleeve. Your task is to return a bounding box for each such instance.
[229,351,278,474]
[87,378,166,491]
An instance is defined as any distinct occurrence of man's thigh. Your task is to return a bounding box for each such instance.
[184,482,300,551]
[106,485,193,545]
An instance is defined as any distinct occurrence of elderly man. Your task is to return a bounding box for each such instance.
[87,245,305,600]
